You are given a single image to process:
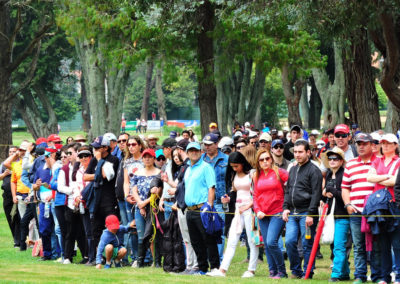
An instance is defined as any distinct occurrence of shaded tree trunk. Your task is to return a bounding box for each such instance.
[196,0,218,136]
[80,73,90,132]
[344,30,381,132]
[385,101,400,133]
[155,66,167,121]
[300,84,309,129]
[308,76,322,129]
[312,42,346,128]
[281,64,303,127]
[141,58,154,121]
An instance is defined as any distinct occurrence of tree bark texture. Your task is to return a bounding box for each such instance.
[141,58,154,121]
[308,76,322,129]
[300,85,309,129]
[312,42,346,129]
[281,64,303,127]
[196,0,218,137]
[385,101,400,133]
[343,30,381,132]
[155,66,167,121]
[80,72,91,132]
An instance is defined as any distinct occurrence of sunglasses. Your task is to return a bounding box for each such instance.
[117,139,127,144]
[335,133,349,138]
[236,145,245,150]
[78,154,91,159]
[157,156,166,161]
[328,156,341,161]
[67,152,73,156]
[259,140,269,144]
[273,145,284,149]
[127,143,138,147]
[372,140,380,145]
[259,157,271,162]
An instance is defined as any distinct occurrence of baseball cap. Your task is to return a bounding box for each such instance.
[103,133,117,141]
[334,124,350,134]
[271,139,284,148]
[35,137,47,145]
[381,133,399,144]
[47,134,62,143]
[352,123,359,129]
[290,125,301,132]
[186,142,201,152]
[141,148,156,158]
[244,122,250,127]
[105,215,120,231]
[44,146,57,157]
[259,132,272,142]
[370,132,382,143]
[248,131,258,138]
[221,145,232,154]
[155,149,165,159]
[310,129,320,136]
[202,133,219,145]
[19,141,30,151]
[169,131,177,138]
[90,136,110,148]
[162,138,177,148]
[234,131,243,137]
[270,129,278,135]
[354,132,373,143]
[218,136,234,148]
[209,122,218,128]
[177,139,190,151]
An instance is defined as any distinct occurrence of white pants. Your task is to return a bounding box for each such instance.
[178,209,198,270]
[220,209,259,272]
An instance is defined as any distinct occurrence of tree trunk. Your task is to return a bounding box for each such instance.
[281,64,303,127]
[312,42,346,128]
[141,58,154,121]
[343,30,381,132]
[80,72,90,132]
[385,101,400,133]
[196,0,218,137]
[308,76,322,129]
[155,66,167,121]
[300,84,310,129]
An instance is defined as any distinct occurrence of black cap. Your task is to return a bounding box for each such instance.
[176,139,190,151]
[290,125,301,132]
[162,138,177,148]
[355,133,373,143]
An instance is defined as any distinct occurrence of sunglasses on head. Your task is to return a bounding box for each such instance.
[127,143,138,147]
[273,145,284,149]
[117,139,127,144]
[78,154,91,159]
[328,156,341,161]
[335,133,349,138]
[259,156,271,162]
[157,156,166,161]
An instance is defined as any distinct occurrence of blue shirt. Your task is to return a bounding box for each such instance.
[202,151,228,202]
[96,226,131,264]
[112,147,123,161]
[34,163,52,194]
[184,158,216,207]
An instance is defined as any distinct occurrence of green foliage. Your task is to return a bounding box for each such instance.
[376,82,388,110]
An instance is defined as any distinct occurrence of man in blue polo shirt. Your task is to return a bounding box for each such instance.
[184,142,219,274]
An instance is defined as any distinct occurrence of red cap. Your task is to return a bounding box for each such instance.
[334,124,350,134]
[54,144,63,150]
[105,215,120,231]
[45,147,58,153]
[36,137,47,145]
[141,148,156,158]
[47,134,62,143]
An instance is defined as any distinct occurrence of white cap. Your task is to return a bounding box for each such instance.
[234,131,242,137]
[370,132,382,142]
[381,133,399,144]
[244,122,251,127]
[278,130,283,137]
[248,131,258,138]
[19,141,30,151]
[311,129,320,136]
[259,132,272,142]
[103,132,117,141]
[218,136,234,148]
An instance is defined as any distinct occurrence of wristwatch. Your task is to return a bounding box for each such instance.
[344,203,352,209]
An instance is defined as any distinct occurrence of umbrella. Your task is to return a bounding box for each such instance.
[304,201,330,280]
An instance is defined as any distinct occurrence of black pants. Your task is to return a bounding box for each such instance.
[81,209,95,262]
[92,206,117,249]
[64,207,86,261]
[20,202,38,250]
[2,193,20,246]
[54,205,67,255]
[186,210,220,272]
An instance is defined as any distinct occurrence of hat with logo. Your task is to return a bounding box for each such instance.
[354,132,373,143]
[271,139,284,148]
[334,124,350,134]
[103,133,117,142]
[202,133,219,145]
[209,122,218,128]
[47,134,62,143]
[169,131,177,138]
[91,136,110,148]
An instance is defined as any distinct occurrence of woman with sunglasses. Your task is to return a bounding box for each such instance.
[123,135,146,267]
[131,148,161,268]
[367,133,400,284]
[321,147,348,282]
[253,148,288,279]
[207,152,258,278]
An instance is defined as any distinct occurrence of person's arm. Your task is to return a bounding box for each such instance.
[4,153,18,169]
[11,180,18,203]
[394,168,400,205]
[123,168,130,198]
[367,167,389,183]
[207,186,215,206]
[96,236,107,266]
[0,168,10,181]
[58,169,73,195]
[341,168,358,214]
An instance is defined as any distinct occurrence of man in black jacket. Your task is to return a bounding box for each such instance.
[282,139,322,279]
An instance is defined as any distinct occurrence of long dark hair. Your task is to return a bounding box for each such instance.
[171,147,183,178]
[225,152,253,192]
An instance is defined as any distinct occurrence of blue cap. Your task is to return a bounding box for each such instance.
[202,133,219,144]
[90,136,110,148]
[271,139,284,148]
[186,142,201,152]
[155,149,165,159]
[169,131,177,138]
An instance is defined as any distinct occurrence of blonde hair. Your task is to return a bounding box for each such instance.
[254,148,280,182]
[241,145,257,169]
[124,135,147,161]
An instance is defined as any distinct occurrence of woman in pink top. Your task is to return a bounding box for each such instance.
[367,133,400,284]
[207,152,258,278]
[253,148,288,279]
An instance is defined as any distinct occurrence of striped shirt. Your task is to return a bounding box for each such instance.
[341,155,376,213]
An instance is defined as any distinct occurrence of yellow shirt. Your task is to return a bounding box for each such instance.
[11,160,30,194]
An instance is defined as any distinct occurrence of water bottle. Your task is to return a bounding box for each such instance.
[305,225,311,240]
[44,202,50,218]
[222,202,229,212]
[79,203,85,214]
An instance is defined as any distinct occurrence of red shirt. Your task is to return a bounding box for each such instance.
[371,155,400,199]
[253,168,288,215]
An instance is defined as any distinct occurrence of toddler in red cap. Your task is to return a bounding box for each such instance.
[95,215,135,269]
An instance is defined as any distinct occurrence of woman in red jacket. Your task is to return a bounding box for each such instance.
[253,148,288,279]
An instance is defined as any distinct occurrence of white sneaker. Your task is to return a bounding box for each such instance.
[131,260,138,268]
[206,269,225,277]
[242,271,255,278]
[391,272,396,282]
[55,257,63,263]
[63,259,71,265]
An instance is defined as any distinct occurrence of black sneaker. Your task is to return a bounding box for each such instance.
[38,256,52,261]
[329,278,340,282]
[79,257,89,264]
[85,261,96,266]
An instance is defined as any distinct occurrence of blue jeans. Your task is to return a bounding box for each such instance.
[285,212,317,277]
[214,203,225,262]
[135,207,146,244]
[349,213,381,282]
[258,215,286,276]
[39,202,55,258]
[331,218,350,279]
[118,200,129,261]
[163,201,174,220]
[51,203,62,258]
